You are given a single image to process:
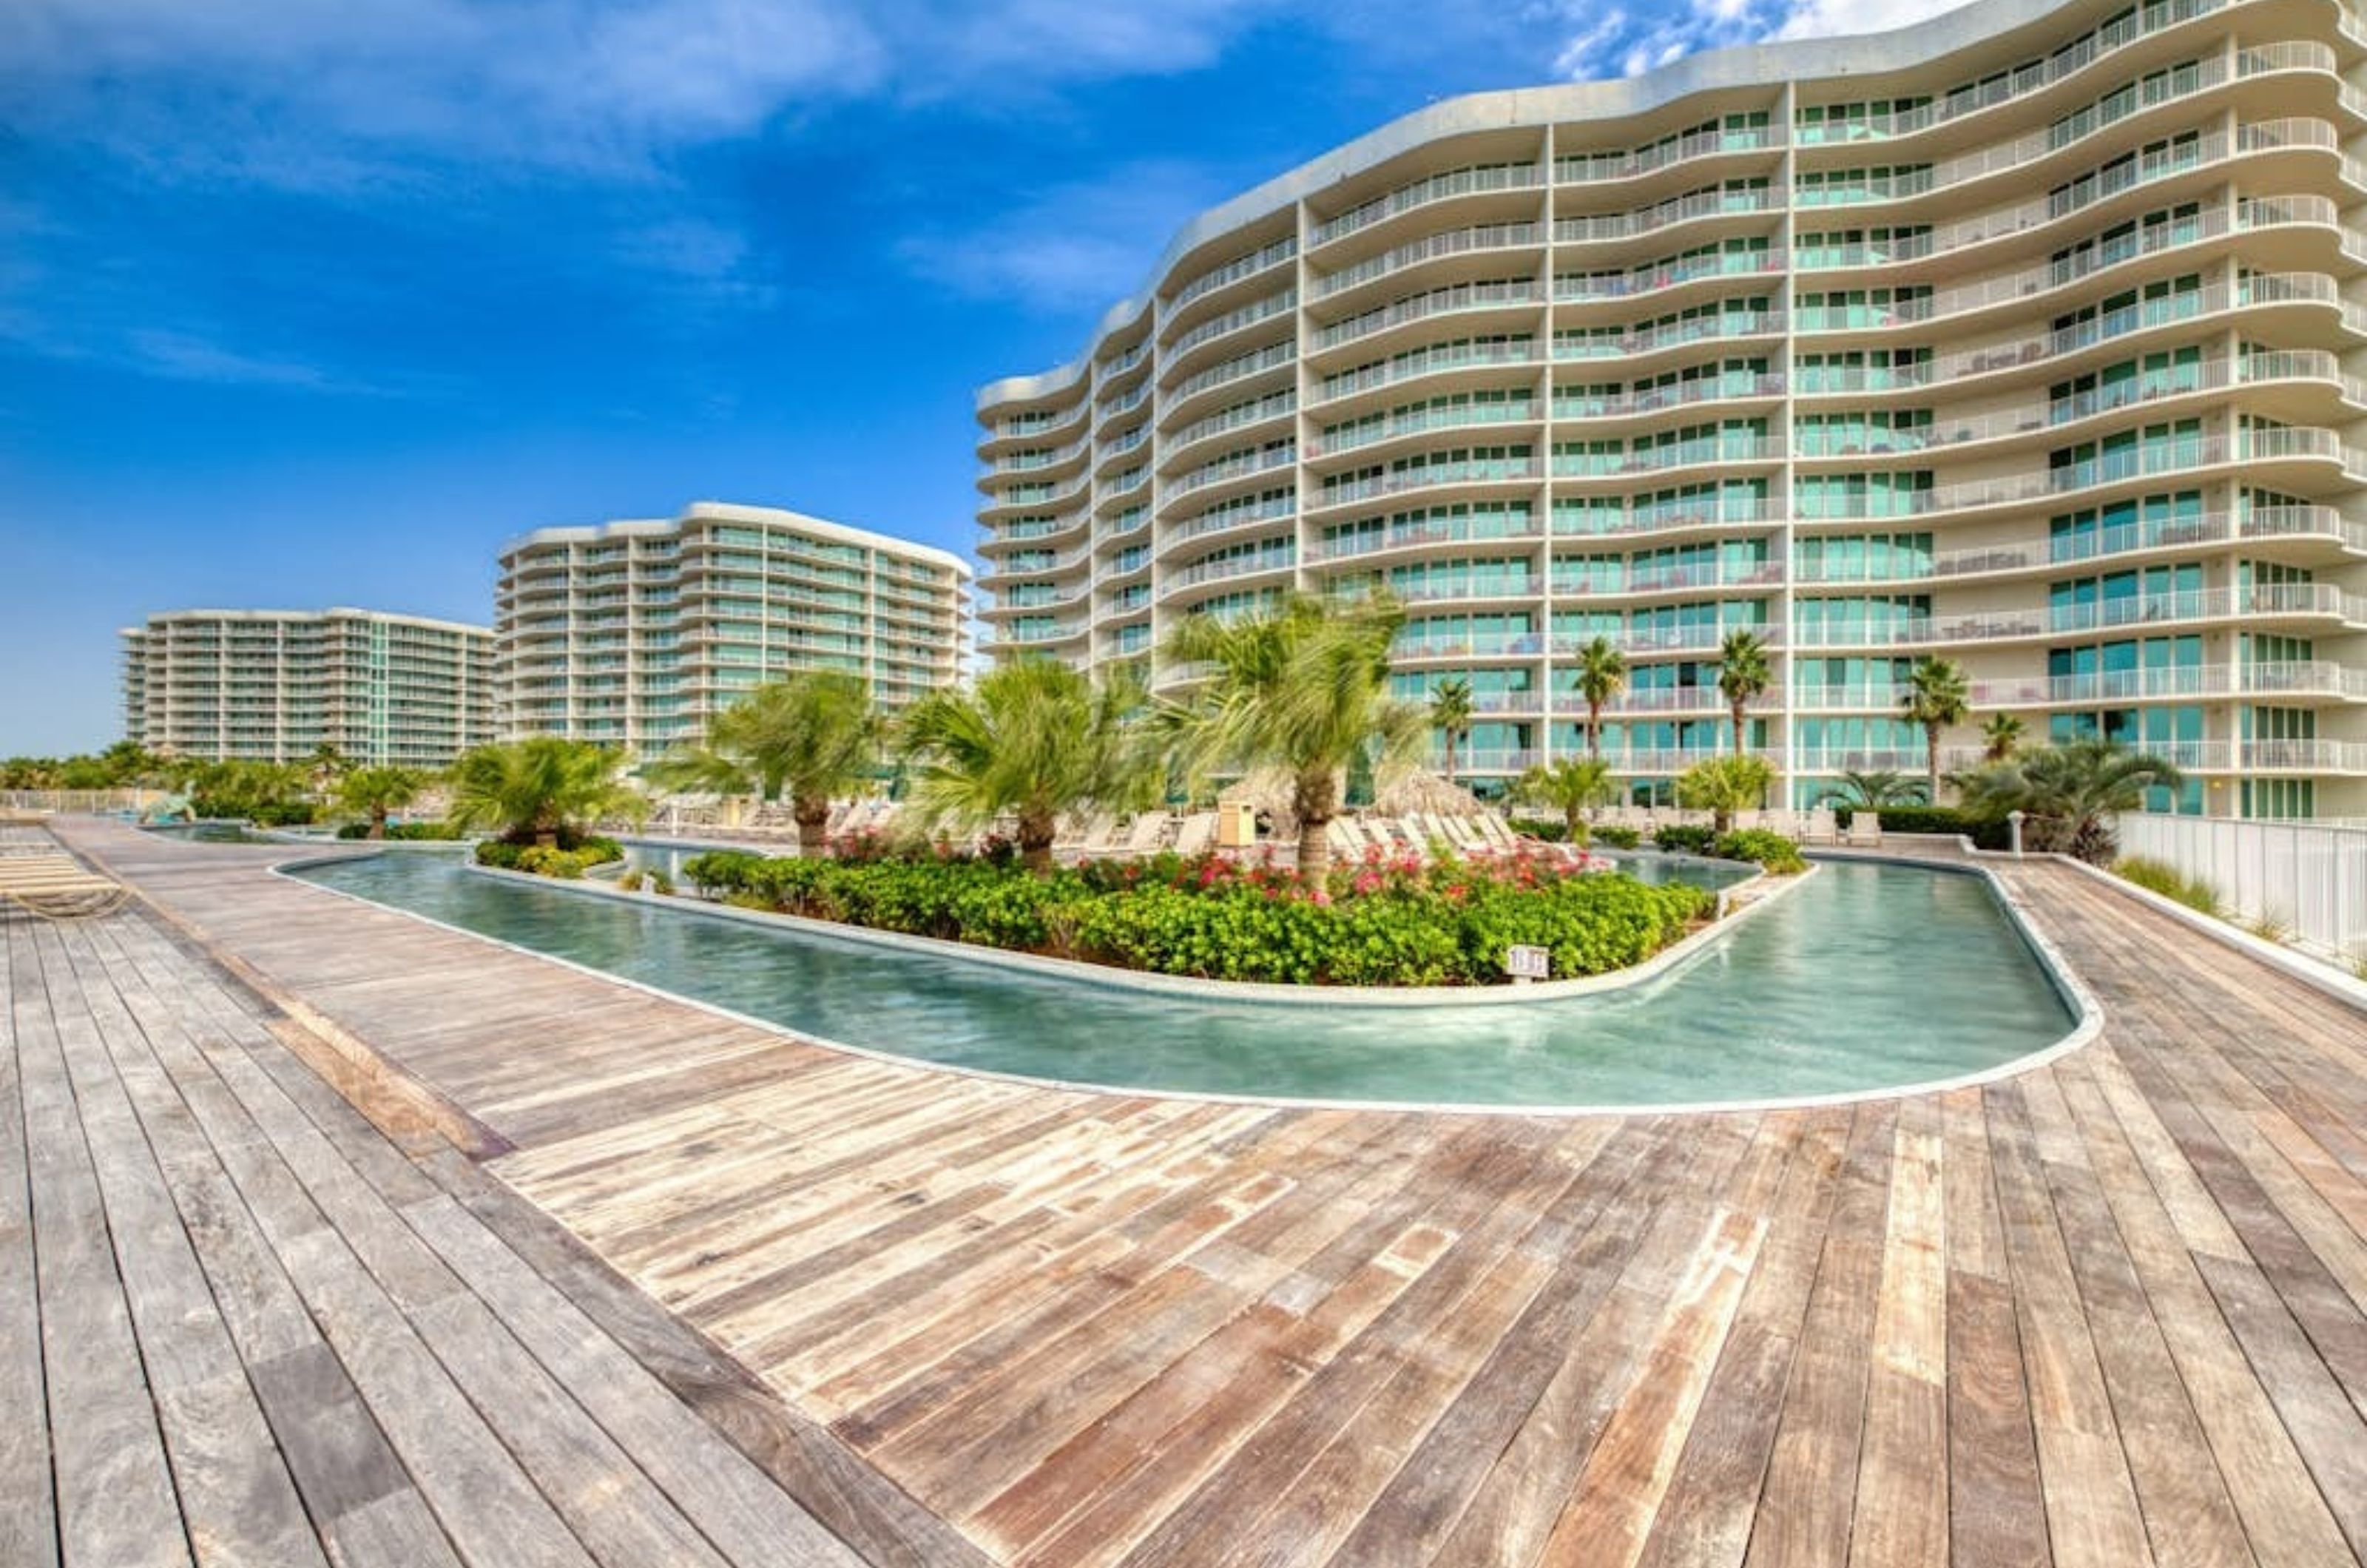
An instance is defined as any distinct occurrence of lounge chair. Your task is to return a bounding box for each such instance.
[1327,818,1370,859]
[1843,812,1884,848]
[1172,812,1218,856]
[1801,808,1840,844]
[1122,812,1175,854]
[0,855,132,919]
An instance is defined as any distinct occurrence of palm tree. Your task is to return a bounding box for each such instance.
[1429,677,1475,785]
[1516,757,1614,844]
[1816,768,1928,808]
[1675,754,1775,835]
[337,766,425,840]
[1956,737,2184,863]
[1716,629,1773,757]
[649,672,881,856]
[1982,712,2027,763]
[446,737,646,848]
[305,742,351,805]
[900,658,1158,875]
[1573,636,1628,763]
[1900,655,1972,805]
[1164,591,1426,879]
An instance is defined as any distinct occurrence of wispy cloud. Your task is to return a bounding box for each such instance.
[2,0,1284,181]
[1532,0,1972,81]
[894,159,1237,315]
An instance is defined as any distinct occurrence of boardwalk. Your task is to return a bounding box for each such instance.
[19,815,2367,1567]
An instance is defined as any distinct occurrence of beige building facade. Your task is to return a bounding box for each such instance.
[121,608,495,768]
[496,501,970,753]
[976,0,2367,818]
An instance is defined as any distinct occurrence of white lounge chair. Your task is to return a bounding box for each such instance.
[1172,813,1218,856]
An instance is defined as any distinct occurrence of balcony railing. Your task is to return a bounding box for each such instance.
[1316,223,1542,299]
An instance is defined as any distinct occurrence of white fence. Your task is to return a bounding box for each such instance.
[2116,813,2367,961]
[0,789,169,815]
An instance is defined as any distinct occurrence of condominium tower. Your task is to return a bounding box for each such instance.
[976,0,2367,818]
[121,608,495,768]
[496,501,970,751]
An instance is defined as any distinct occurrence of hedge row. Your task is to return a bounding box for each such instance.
[677,848,1712,987]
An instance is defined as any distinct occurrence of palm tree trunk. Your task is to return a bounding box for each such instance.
[1732,705,1746,757]
[1564,805,1582,842]
[1019,806,1057,876]
[1587,702,1603,763]
[368,806,388,841]
[1443,734,1456,784]
[1293,768,1336,882]
[1925,726,1942,806]
[793,793,829,858]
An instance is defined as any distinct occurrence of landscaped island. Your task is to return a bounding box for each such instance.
[678,842,1717,987]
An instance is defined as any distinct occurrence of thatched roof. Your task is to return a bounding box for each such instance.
[1374,769,1484,816]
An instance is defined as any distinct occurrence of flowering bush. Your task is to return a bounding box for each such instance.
[677,842,1709,986]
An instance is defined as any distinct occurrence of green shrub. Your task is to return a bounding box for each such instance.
[661,845,1709,987]
[332,820,465,842]
[1592,825,1641,850]
[2113,855,2221,916]
[1834,805,2013,850]
[1712,829,1806,874]
[1652,824,1717,856]
[646,870,674,896]
[478,836,621,876]
[618,869,644,891]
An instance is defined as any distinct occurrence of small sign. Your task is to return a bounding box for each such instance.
[1505,944,1550,981]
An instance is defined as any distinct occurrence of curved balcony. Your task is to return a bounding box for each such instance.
[1794,0,2254,149]
[1553,434,1780,484]
[1806,582,2367,650]
[1159,442,1297,510]
[1164,339,1297,422]
[1971,660,2367,708]
[1161,286,1298,376]
[1802,119,2343,277]
[1549,500,1786,544]
[1394,632,1550,662]
[1315,400,1542,464]
[1553,247,1786,310]
[1307,454,1545,517]
[1307,513,1547,566]
[1311,161,1547,250]
[1166,391,1297,467]
[1158,494,1298,559]
[1311,279,1545,359]
[1166,234,1297,325]
[1797,273,2363,406]
[1156,547,1300,604]
[1314,222,1545,305]
[1794,49,2339,214]
[1552,623,1786,658]
[1549,373,1787,430]
[976,396,1090,459]
[1549,559,1786,600]
[1551,309,1784,369]
[1553,184,1784,251]
[1310,337,1547,416]
[1796,352,2367,467]
[1556,121,1785,189]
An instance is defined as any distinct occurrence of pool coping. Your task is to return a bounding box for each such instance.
[266,845,2107,1119]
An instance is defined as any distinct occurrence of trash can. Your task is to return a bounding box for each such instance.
[1216,802,1257,848]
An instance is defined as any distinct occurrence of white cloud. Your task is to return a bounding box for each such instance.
[1,0,1286,179]
[894,159,1235,314]
[1773,0,1973,41]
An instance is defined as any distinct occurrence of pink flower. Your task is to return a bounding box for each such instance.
[1311,888,1332,906]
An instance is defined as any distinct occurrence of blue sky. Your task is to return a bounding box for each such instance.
[0,0,1951,754]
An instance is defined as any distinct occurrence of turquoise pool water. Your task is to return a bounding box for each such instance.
[291,854,2078,1109]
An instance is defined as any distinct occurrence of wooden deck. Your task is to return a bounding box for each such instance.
[23,816,2367,1567]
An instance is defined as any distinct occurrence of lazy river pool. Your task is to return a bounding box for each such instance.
[287,851,2081,1111]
